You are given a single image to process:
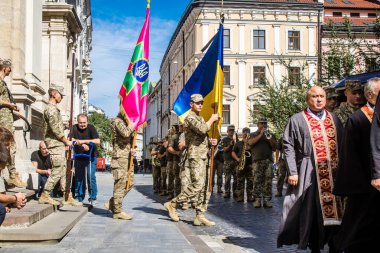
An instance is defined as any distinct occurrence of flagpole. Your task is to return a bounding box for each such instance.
[126,131,137,192]
[208,104,218,192]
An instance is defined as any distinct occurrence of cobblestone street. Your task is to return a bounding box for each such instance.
[0,173,328,252]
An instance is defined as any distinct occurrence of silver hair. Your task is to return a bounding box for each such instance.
[364,77,380,100]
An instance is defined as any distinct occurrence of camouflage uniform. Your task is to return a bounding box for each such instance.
[334,102,358,126]
[42,102,67,195]
[151,145,161,193]
[169,132,181,196]
[233,140,253,201]
[178,133,190,192]
[0,79,17,184]
[108,115,134,214]
[212,149,223,192]
[221,136,237,197]
[159,144,168,195]
[171,111,211,215]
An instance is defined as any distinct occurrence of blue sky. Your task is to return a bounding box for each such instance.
[89,0,190,116]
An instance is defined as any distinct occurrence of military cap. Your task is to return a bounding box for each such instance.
[0,58,12,67]
[345,80,362,91]
[227,125,235,130]
[242,127,251,134]
[190,94,204,102]
[325,88,338,99]
[257,118,268,123]
[48,83,65,96]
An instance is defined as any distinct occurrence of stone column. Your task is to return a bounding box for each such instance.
[273,60,281,88]
[273,25,280,55]
[307,26,316,56]
[238,24,245,54]
[307,60,317,84]
[237,59,246,129]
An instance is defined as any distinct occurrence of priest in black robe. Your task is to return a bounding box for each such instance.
[335,78,380,252]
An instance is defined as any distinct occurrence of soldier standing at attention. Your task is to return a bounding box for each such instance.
[105,113,135,220]
[168,124,182,199]
[0,59,26,188]
[222,125,237,198]
[334,80,363,126]
[166,127,174,199]
[158,138,168,196]
[164,94,219,226]
[150,140,161,194]
[38,84,81,206]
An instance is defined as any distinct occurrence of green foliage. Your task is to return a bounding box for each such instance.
[88,112,112,157]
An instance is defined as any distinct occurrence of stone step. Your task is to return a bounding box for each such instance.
[1,200,55,227]
[6,188,36,202]
[0,205,87,244]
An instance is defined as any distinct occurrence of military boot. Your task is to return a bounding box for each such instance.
[38,192,60,205]
[217,186,223,194]
[194,214,215,226]
[8,173,27,188]
[164,201,179,222]
[104,197,114,212]
[263,199,272,208]
[253,199,261,208]
[62,193,83,206]
[113,212,133,220]
[275,192,282,197]
[167,194,174,200]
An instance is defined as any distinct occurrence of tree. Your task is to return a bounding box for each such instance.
[88,112,112,157]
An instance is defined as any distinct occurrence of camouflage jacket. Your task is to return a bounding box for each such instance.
[111,116,134,158]
[334,102,358,126]
[43,102,65,149]
[0,79,13,127]
[169,133,180,161]
[184,111,210,159]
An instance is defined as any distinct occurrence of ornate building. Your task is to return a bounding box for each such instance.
[0,0,92,180]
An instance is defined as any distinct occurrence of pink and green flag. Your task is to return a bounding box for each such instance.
[119,1,150,130]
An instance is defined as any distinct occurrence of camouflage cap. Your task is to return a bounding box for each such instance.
[190,94,204,102]
[325,88,338,99]
[48,83,65,96]
[227,125,235,130]
[242,127,251,134]
[0,58,12,67]
[345,80,362,91]
[257,117,268,123]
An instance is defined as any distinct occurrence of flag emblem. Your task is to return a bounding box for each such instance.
[132,59,149,83]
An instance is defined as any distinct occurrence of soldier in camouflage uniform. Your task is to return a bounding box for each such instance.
[104,113,135,220]
[168,124,182,199]
[39,84,82,206]
[164,94,219,226]
[166,127,175,199]
[221,125,237,198]
[232,127,253,202]
[178,128,191,209]
[334,80,363,126]
[324,88,339,112]
[150,141,161,193]
[213,141,224,194]
[158,137,168,196]
[248,118,277,208]
[0,59,26,189]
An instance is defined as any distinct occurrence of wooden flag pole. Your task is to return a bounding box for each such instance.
[126,130,138,192]
[208,103,218,192]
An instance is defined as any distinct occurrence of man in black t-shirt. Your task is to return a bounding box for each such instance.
[70,114,100,204]
[157,138,168,196]
[31,141,61,198]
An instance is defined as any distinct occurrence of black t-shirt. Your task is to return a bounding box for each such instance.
[159,146,167,167]
[70,124,100,158]
[31,151,52,172]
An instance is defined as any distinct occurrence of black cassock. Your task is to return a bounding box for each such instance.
[334,107,380,252]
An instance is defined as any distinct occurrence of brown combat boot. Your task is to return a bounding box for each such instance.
[39,192,60,205]
[164,201,179,222]
[263,199,273,208]
[62,193,83,206]
[275,192,282,197]
[8,173,27,188]
[254,199,261,208]
[167,194,174,200]
[194,214,215,226]
[104,197,114,212]
[113,212,133,220]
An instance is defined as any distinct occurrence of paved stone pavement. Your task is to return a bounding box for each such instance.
[0,173,329,252]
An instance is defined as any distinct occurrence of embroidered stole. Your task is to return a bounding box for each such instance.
[361,104,374,123]
[303,110,342,226]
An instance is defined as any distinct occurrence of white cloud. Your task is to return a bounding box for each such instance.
[89,16,177,117]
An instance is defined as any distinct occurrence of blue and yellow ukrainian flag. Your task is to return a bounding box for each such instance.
[173,21,224,139]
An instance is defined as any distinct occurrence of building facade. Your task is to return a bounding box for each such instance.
[0,0,92,180]
[151,0,323,140]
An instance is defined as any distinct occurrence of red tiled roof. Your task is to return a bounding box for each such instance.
[325,0,380,9]
[325,16,378,25]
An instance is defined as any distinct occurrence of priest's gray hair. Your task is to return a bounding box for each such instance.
[364,77,380,100]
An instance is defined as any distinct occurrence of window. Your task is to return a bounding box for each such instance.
[222,105,231,124]
[224,29,230,48]
[288,31,300,50]
[223,66,230,86]
[289,67,301,86]
[350,13,360,17]
[253,30,265,49]
[368,13,377,18]
[366,57,379,72]
[253,66,266,86]
[332,12,342,17]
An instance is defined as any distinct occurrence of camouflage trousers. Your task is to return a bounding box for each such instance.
[212,159,223,188]
[167,159,181,196]
[236,164,253,199]
[152,165,161,192]
[276,159,287,194]
[172,158,211,215]
[110,157,134,214]
[223,160,237,195]
[0,122,17,177]
[44,146,66,194]
[252,159,273,200]
[160,166,167,194]
[180,157,190,192]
